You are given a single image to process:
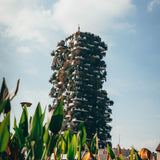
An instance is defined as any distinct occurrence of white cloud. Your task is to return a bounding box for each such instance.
[53,0,136,34]
[0,0,136,44]
[0,0,56,43]
[148,0,160,12]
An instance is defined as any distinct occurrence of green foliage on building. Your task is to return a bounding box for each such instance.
[49,31,113,148]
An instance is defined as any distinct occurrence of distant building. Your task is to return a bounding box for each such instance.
[156,144,160,160]
[98,149,108,160]
[112,147,131,160]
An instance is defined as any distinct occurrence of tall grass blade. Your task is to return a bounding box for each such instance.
[67,134,77,160]
[29,103,43,140]
[19,105,28,137]
[107,143,115,159]
[0,112,10,152]
[49,97,63,134]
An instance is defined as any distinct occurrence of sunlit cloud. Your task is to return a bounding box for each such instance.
[0,0,56,43]
[0,0,136,44]
[148,0,160,12]
[53,0,136,34]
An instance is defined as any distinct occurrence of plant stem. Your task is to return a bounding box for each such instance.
[45,134,53,160]
[25,149,31,160]
[41,145,47,160]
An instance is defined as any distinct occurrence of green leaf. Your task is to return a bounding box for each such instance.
[91,133,98,155]
[30,139,44,160]
[61,133,68,154]
[119,154,124,160]
[37,102,42,117]
[0,78,9,103]
[134,148,142,160]
[118,144,123,160]
[47,134,59,157]
[55,135,63,159]
[35,139,44,159]
[130,147,134,160]
[31,140,36,160]
[14,126,25,149]
[29,116,32,129]
[14,115,25,149]
[67,129,73,150]
[14,116,17,130]
[0,112,10,152]
[77,123,86,160]
[41,105,46,123]
[48,97,63,134]
[0,99,9,114]
[62,129,73,154]
[4,98,11,114]
[67,134,77,160]
[77,122,86,146]
[0,78,11,113]
[107,143,115,159]
[43,124,49,145]
[29,103,43,140]
[19,105,28,137]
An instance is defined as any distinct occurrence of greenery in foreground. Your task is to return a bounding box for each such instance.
[0,79,142,160]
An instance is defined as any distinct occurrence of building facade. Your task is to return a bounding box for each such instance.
[49,31,113,148]
[156,144,160,160]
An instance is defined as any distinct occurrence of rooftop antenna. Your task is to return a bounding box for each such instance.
[78,24,80,32]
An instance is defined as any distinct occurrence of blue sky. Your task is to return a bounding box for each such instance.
[0,0,160,152]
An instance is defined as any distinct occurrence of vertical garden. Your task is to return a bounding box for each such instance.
[49,31,113,148]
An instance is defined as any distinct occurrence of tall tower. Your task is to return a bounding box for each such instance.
[49,31,113,148]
